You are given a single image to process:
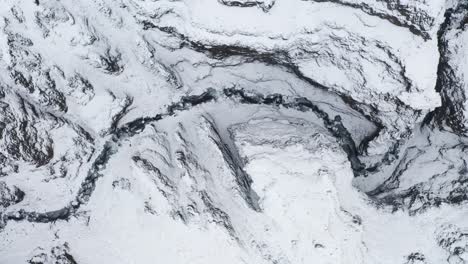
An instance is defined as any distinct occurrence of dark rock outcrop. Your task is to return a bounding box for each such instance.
[433,3,468,135]
[0,181,24,208]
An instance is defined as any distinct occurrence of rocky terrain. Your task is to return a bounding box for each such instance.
[0,0,467,263]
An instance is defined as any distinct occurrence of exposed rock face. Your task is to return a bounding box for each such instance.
[307,0,446,39]
[434,2,468,135]
[0,90,54,167]
[437,224,468,264]
[0,182,24,209]
[28,243,77,264]
[0,0,468,263]
[219,0,276,12]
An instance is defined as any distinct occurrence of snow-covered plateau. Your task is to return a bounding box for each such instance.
[0,0,468,263]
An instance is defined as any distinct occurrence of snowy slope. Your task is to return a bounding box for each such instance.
[0,0,468,263]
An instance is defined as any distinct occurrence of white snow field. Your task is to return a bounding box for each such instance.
[0,0,468,263]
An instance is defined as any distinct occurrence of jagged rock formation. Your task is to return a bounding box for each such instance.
[219,0,276,12]
[434,2,468,135]
[0,0,468,263]
[28,243,77,264]
[0,182,24,208]
[306,0,446,39]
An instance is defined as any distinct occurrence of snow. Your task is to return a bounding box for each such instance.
[1,0,467,263]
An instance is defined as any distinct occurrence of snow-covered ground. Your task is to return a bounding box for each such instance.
[0,0,468,263]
